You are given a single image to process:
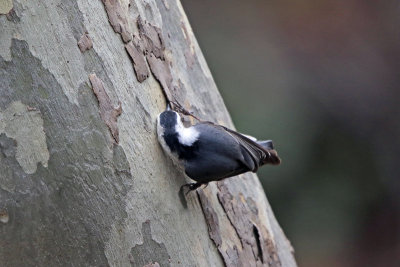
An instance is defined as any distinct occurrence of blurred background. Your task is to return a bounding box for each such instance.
[181,0,400,266]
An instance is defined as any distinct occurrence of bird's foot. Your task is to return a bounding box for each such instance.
[180,182,204,196]
[170,101,202,122]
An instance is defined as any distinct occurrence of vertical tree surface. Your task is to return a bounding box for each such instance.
[0,1,296,266]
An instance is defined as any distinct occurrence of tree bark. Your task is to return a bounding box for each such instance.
[0,1,296,266]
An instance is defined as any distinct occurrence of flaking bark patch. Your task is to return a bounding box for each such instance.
[137,16,165,59]
[0,101,50,174]
[77,33,93,52]
[125,41,149,82]
[100,2,185,105]
[197,190,222,247]
[146,54,173,97]
[197,188,245,267]
[101,0,132,42]
[217,181,281,266]
[136,17,180,103]
[134,17,186,104]
[89,74,122,143]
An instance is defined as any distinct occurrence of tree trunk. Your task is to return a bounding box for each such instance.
[0,1,296,266]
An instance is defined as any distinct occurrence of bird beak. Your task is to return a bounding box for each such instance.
[166,103,171,111]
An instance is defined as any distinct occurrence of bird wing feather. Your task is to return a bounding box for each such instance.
[200,122,280,172]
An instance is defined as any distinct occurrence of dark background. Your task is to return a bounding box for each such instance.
[181,0,400,266]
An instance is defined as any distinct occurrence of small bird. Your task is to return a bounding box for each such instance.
[157,106,281,192]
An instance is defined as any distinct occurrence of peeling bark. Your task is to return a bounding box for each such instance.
[78,33,93,52]
[125,41,149,82]
[0,0,296,266]
[216,182,281,266]
[198,189,223,247]
[89,73,122,143]
[101,0,133,42]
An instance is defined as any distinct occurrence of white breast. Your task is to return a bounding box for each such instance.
[175,124,199,146]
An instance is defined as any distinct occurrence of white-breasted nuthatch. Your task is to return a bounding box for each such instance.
[157,107,280,192]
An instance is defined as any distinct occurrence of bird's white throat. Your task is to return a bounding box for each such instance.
[175,121,199,146]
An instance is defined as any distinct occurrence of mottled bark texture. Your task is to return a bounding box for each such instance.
[0,1,296,266]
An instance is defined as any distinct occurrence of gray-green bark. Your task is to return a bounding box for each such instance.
[0,0,296,266]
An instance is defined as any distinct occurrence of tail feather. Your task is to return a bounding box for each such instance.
[257,140,274,150]
[257,140,281,165]
[265,149,281,165]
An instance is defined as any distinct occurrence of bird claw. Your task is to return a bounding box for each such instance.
[170,101,202,121]
[180,182,203,196]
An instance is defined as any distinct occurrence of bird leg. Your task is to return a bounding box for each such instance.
[170,100,202,122]
[180,182,204,196]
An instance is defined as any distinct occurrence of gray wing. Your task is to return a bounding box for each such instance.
[184,123,256,182]
[184,122,280,182]
[221,125,281,171]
